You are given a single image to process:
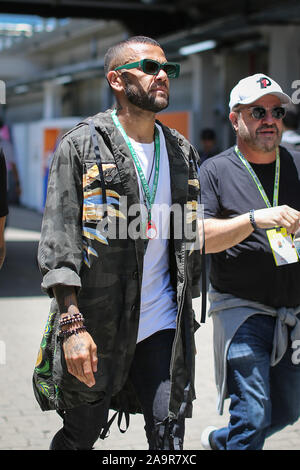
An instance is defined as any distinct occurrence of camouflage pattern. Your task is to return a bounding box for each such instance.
[33,110,202,420]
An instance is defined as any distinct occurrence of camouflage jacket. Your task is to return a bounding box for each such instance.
[33,110,202,423]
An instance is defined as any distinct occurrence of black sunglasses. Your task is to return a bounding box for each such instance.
[114,58,180,78]
[248,106,286,120]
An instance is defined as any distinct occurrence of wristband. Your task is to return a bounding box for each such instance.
[249,209,258,230]
[59,312,85,339]
[58,325,87,340]
[59,312,84,328]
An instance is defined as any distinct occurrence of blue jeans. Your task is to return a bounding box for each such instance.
[212,314,300,450]
[50,329,184,450]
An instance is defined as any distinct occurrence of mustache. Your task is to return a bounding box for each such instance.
[257,124,279,133]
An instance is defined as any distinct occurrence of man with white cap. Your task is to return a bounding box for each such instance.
[199,73,300,450]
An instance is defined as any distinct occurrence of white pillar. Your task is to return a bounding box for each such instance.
[43,81,63,119]
[268,25,300,97]
[190,52,222,148]
[190,54,203,146]
[191,54,203,114]
[43,81,55,119]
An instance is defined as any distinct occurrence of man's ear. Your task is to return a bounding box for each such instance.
[229,111,239,132]
[106,70,124,92]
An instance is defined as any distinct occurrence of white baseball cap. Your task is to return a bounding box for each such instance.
[229,73,291,110]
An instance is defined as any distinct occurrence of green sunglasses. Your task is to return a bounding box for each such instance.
[114,58,180,78]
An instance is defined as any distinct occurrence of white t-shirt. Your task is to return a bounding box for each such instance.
[129,124,177,343]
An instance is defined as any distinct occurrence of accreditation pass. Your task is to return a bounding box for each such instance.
[266,227,299,266]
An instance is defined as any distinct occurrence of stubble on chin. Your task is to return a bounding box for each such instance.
[255,130,282,153]
[239,123,282,153]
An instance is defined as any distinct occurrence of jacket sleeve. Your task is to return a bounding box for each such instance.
[38,135,83,298]
[189,145,202,298]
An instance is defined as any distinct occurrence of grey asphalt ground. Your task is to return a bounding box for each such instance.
[0,205,300,450]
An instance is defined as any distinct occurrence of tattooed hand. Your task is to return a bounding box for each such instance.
[63,331,98,387]
[53,285,98,387]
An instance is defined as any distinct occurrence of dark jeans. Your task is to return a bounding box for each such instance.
[50,328,183,450]
[212,315,300,450]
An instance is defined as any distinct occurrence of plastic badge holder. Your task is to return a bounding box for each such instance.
[293,228,300,257]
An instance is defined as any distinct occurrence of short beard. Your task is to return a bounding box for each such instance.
[122,72,169,113]
[239,122,282,153]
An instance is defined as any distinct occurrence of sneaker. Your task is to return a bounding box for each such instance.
[201,426,218,450]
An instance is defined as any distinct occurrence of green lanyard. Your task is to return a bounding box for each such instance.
[235,145,280,208]
[111,109,160,224]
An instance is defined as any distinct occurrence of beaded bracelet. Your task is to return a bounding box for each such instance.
[59,312,84,322]
[59,313,84,328]
[58,325,87,340]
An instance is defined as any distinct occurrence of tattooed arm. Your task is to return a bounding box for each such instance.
[53,285,98,388]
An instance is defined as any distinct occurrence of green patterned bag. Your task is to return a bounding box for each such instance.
[32,308,61,411]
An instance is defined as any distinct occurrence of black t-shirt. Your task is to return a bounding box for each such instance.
[0,148,8,217]
[200,145,300,308]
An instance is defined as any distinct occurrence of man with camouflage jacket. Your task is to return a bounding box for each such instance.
[33,36,202,450]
